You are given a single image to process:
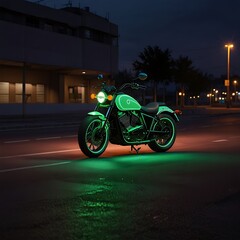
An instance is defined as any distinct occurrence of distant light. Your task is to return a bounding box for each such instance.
[82,71,86,74]
[225,44,234,48]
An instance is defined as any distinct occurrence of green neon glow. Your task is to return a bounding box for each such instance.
[88,111,106,120]
[88,111,102,116]
[115,94,141,111]
[78,153,226,170]
[85,118,109,155]
[127,125,143,133]
[157,106,173,114]
[157,106,179,122]
[154,116,175,148]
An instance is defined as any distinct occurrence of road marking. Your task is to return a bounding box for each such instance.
[36,136,61,141]
[0,124,79,132]
[0,148,80,159]
[64,135,77,138]
[212,139,228,143]
[3,135,76,144]
[4,139,30,144]
[0,161,71,173]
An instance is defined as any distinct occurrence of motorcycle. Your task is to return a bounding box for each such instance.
[78,73,180,158]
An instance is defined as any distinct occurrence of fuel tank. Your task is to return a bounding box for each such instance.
[115,94,141,111]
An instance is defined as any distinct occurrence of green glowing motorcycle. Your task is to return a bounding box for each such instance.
[78,73,180,158]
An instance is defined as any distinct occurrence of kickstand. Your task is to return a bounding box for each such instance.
[131,145,141,154]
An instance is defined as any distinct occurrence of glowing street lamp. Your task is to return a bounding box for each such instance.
[207,93,212,105]
[233,80,238,102]
[225,44,234,108]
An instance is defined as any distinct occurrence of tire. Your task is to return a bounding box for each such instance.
[148,114,176,152]
[78,116,109,158]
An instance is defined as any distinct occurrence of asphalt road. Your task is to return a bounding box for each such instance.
[0,111,240,240]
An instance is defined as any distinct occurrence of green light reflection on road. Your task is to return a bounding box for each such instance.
[79,152,223,171]
[68,152,231,239]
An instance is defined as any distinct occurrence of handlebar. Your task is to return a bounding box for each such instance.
[131,83,146,90]
[119,82,146,91]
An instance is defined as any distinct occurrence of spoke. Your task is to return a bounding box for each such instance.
[85,119,108,153]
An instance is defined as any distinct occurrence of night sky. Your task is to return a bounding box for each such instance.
[29,0,240,77]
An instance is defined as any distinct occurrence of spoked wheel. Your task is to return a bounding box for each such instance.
[78,116,109,158]
[148,114,176,152]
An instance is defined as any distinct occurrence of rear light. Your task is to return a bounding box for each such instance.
[174,109,182,115]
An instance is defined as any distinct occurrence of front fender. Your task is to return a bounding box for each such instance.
[88,111,107,121]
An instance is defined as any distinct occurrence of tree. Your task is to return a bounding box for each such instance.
[113,69,133,88]
[173,55,211,106]
[188,71,211,96]
[133,45,173,101]
[173,56,196,106]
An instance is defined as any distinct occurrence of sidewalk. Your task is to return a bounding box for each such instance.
[0,104,95,131]
[0,105,239,131]
[180,105,240,115]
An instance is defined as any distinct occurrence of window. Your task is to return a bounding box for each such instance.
[68,86,85,103]
[0,82,9,103]
[36,84,45,103]
[15,83,32,103]
[15,83,22,103]
[84,29,91,39]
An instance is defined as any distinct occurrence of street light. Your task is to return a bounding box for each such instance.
[225,43,234,108]
[207,93,212,105]
[233,80,238,102]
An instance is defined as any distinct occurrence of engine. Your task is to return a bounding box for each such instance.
[118,111,146,141]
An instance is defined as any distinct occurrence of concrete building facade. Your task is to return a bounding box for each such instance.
[0,0,118,112]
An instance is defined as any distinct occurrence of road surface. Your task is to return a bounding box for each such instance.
[0,112,240,239]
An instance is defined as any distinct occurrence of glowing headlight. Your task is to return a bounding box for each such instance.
[97,91,107,103]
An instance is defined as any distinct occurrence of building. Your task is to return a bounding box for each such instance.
[0,0,118,114]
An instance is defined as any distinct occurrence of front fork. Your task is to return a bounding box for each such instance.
[90,97,116,129]
[88,104,114,134]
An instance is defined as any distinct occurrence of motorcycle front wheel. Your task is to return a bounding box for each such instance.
[148,114,176,152]
[78,116,109,158]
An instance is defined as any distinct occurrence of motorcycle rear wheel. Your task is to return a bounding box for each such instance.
[148,114,176,152]
[78,116,109,158]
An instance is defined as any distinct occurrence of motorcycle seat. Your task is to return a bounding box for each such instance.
[141,102,164,114]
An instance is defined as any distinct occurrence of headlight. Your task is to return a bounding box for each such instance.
[97,91,107,103]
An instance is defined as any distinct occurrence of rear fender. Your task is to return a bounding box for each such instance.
[157,106,179,122]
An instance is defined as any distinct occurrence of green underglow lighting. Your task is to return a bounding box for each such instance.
[78,152,225,171]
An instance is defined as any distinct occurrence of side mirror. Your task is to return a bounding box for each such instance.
[138,72,148,81]
[97,74,104,80]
